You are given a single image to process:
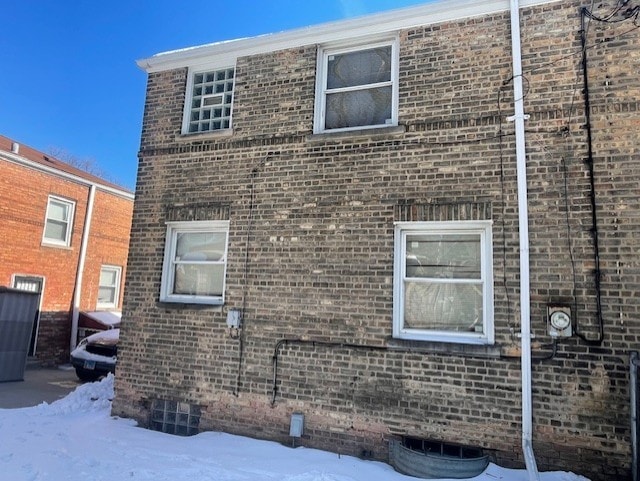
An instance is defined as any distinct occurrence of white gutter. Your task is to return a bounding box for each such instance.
[509,0,540,479]
[70,184,96,351]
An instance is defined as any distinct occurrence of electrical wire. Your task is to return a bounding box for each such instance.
[233,156,268,396]
[583,0,639,24]
[497,84,515,340]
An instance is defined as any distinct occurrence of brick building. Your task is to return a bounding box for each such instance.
[113,0,639,479]
[0,135,134,364]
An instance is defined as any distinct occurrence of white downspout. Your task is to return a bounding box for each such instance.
[70,184,96,352]
[509,0,540,479]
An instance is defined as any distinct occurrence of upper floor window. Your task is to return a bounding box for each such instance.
[98,265,122,309]
[314,38,398,134]
[160,220,230,305]
[42,196,75,247]
[183,67,235,134]
[393,221,494,345]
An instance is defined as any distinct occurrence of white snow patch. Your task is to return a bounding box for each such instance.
[0,377,591,481]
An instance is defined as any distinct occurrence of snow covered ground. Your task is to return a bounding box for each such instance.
[0,375,590,481]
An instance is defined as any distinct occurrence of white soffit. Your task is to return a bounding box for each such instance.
[137,0,561,73]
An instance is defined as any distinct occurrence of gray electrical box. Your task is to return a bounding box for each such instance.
[289,413,304,437]
[226,308,242,329]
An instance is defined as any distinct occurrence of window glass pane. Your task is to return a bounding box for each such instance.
[176,232,226,262]
[325,86,392,130]
[174,264,225,296]
[406,234,481,279]
[327,46,392,89]
[404,281,483,332]
[44,220,66,241]
[203,95,222,106]
[100,269,117,287]
[98,286,116,304]
[48,201,69,222]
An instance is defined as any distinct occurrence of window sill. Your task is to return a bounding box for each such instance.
[178,129,233,142]
[41,242,72,250]
[307,125,406,143]
[156,301,223,311]
[387,338,501,359]
[96,305,118,311]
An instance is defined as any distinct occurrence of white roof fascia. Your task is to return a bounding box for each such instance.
[137,0,560,73]
[0,151,135,201]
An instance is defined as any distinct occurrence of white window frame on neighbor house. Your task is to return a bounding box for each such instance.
[160,220,230,305]
[182,65,236,135]
[393,221,494,345]
[314,36,399,134]
[42,195,75,247]
[97,265,122,310]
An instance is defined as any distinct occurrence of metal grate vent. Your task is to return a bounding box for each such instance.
[150,400,200,436]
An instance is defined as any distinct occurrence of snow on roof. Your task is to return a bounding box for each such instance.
[81,311,122,327]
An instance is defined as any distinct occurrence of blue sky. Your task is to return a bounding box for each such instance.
[1,1,427,191]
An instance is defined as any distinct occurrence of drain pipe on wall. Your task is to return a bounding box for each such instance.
[508,0,540,479]
[70,184,96,352]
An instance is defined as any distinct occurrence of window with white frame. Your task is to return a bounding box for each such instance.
[315,38,398,133]
[393,221,494,344]
[98,265,122,309]
[183,67,235,134]
[160,220,229,304]
[42,196,75,247]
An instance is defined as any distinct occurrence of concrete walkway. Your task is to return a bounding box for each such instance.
[0,365,81,409]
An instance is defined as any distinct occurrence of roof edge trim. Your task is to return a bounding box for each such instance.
[137,0,560,73]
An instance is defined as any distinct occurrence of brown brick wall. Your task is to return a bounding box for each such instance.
[114,2,639,479]
[0,159,133,363]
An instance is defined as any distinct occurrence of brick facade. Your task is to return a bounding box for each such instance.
[0,137,134,364]
[113,1,639,479]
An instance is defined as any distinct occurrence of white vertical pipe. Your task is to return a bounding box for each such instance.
[509,0,540,479]
[631,351,638,481]
[70,184,96,352]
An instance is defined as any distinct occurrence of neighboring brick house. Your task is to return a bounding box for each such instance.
[112,0,639,479]
[0,135,134,364]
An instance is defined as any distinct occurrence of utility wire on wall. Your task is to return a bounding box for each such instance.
[233,155,268,397]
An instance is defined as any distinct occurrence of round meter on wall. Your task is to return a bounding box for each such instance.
[550,310,571,330]
[547,306,572,337]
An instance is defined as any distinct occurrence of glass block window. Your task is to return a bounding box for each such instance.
[150,400,200,436]
[315,39,398,133]
[186,68,235,133]
[42,196,75,247]
[393,221,494,344]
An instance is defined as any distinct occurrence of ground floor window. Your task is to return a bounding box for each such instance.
[98,265,121,309]
[393,221,494,344]
[160,220,229,305]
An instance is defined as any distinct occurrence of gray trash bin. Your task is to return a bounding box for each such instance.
[0,287,40,382]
